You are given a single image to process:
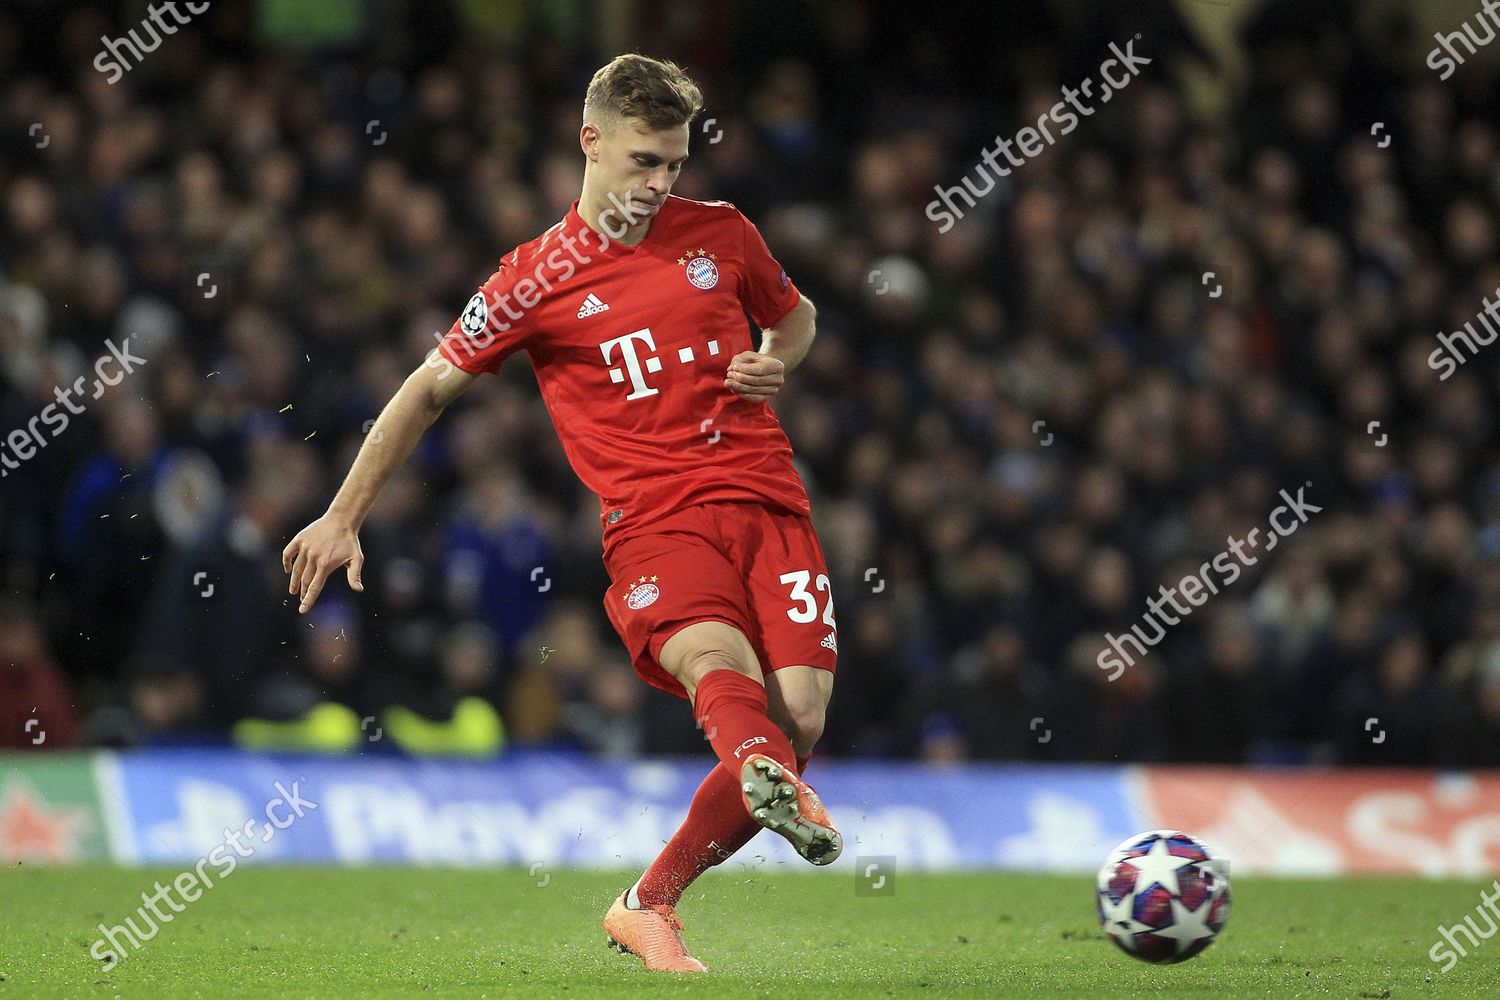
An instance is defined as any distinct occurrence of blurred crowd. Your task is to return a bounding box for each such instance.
[2,0,1499,766]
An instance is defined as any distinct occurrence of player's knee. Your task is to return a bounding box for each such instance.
[781,701,825,755]
[661,622,761,694]
[686,646,739,678]
[670,645,755,693]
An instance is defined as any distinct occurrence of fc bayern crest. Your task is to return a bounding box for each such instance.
[684,253,719,290]
[625,579,660,610]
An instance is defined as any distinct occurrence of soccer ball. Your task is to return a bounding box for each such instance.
[1095,829,1230,963]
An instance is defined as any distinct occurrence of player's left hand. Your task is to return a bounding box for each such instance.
[724,351,785,402]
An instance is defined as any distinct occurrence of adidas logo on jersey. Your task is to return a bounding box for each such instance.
[820,632,838,653]
[577,293,610,318]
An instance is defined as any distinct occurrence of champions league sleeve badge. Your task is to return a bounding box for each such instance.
[460,292,489,336]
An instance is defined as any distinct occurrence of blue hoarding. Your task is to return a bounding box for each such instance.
[106,749,1146,870]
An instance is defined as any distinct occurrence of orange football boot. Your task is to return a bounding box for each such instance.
[739,753,843,865]
[602,892,708,973]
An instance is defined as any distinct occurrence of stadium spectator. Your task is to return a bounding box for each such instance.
[1331,632,1467,766]
[908,623,1051,761]
[0,598,79,748]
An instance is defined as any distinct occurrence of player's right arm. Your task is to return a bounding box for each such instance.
[286,258,534,614]
[282,358,476,614]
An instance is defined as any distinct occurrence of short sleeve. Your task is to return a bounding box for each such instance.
[738,214,800,329]
[437,263,533,375]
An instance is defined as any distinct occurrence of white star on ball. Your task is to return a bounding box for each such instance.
[1099,891,1150,950]
[1122,836,1197,896]
[1152,893,1217,955]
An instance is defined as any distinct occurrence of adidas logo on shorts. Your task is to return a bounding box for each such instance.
[820,632,838,653]
[576,293,610,318]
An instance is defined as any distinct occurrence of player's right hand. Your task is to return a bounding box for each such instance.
[282,514,364,614]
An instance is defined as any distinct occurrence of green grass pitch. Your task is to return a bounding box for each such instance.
[3,866,1496,998]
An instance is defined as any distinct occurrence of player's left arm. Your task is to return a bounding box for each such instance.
[725,293,816,402]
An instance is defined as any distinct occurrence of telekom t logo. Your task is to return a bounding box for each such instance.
[600,326,724,400]
[600,328,663,400]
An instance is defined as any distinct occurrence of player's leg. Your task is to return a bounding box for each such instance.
[713,504,842,861]
[603,626,808,969]
[629,763,759,906]
[657,620,798,773]
[651,619,841,869]
[736,662,842,863]
[764,663,833,765]
[604,625,762,972]
[658,621,840,863]
[627,623,791,913]
[600,517,807,969]
[629,665,833,909]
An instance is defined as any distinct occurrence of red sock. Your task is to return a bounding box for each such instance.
[636,764,760,906]
[635,753,816,907]
[692,669,795,774]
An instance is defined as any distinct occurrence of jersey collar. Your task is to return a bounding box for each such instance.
[566,198,667,258]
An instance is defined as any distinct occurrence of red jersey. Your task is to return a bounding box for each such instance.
[437,196,811,553]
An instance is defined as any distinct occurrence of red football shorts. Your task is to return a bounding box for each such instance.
[602,500,839,700]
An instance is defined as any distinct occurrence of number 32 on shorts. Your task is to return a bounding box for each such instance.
[779,570,837,629]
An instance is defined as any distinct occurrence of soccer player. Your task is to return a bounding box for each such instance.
[282,54,840,972]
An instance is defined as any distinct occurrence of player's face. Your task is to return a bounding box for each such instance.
[588,118,690,221]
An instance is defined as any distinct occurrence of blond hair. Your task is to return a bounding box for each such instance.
[583,54,704,131]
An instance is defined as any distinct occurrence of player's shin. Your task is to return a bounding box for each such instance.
[691,668,797,775]
[633,763,761,908]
